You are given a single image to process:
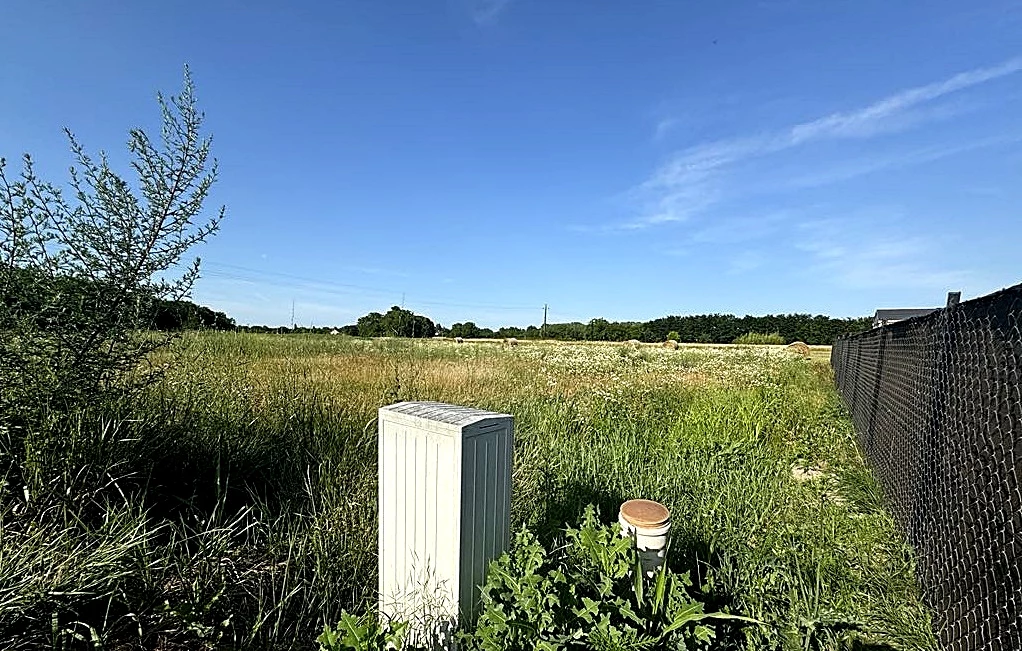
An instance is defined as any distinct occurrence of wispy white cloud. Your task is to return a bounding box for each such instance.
[623,57,1022,229]
[690,209,795,244]
[779,134,1022,190]
[727,251,766,275]
[794,218,972,291]
[470,0,512,25]
[653,118,679,141]
[788,57,1022,144]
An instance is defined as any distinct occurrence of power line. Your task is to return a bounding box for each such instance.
[205,262,401,296]
[204,265,587,324]
[201,261,539,311]
[546,308,593,323]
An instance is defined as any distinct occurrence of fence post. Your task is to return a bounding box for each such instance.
[865,330,887,452]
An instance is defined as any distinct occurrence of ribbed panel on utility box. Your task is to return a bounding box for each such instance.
[378,401,513,636]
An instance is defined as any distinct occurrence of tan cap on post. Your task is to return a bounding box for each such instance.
[619,499,670,528]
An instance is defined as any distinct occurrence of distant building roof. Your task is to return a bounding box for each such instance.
[873,308,940,327]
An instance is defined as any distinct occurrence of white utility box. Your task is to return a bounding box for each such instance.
[378,401,513,635]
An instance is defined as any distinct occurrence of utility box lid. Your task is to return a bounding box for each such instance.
[380,401,512,436]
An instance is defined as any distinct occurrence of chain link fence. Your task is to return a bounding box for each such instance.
[832,283,1022,650]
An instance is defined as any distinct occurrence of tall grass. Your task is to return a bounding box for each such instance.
[0,334,936,649]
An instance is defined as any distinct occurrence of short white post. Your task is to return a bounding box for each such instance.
[619,499,671,577]
[378,401,513,641]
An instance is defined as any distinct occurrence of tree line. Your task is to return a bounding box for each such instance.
[2,266,235,332]
[446,313,873,345]
[262,305,872,345]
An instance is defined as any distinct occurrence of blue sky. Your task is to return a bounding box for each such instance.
[2,1,1020,328]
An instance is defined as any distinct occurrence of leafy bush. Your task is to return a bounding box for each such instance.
[464,506,755,650]
[316,507,756,651]
[317,610,408,651]
[732,332,786,345]
[666,330,681,342]
[1,67,223,423]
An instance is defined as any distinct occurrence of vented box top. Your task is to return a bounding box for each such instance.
[380,401,512,430]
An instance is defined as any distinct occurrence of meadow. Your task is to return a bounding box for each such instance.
[1,333,936,649]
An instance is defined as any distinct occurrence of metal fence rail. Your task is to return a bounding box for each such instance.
[832,283,1022,650]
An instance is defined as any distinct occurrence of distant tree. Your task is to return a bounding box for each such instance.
[545,321,586,341]
[606,321,640,342]
[356,311,385,337]
[352,306,435,338]
[150,299,234,331]
[414,315,437,337]
[586,318,610,341]
[666,330,680,342]
[449,322,481,339]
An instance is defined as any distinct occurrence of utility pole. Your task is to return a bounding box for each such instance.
[291,299,296,330]
[401,293,408,338]
[542,304,548,339]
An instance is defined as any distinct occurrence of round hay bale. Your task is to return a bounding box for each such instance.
[454,337,464,344]
[663,339,679,350]
[787,341,811,357]
[624,339,642,347]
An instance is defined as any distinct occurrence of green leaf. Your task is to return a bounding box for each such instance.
[633,550,645,610]
[651,559,669,617]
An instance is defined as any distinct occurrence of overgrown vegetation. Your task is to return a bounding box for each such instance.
[0,333,935,649]
[465,507,758,649]
[321,507,759,650]
[0,68,230,649]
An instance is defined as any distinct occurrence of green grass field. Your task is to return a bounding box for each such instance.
[2,333,936,649]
